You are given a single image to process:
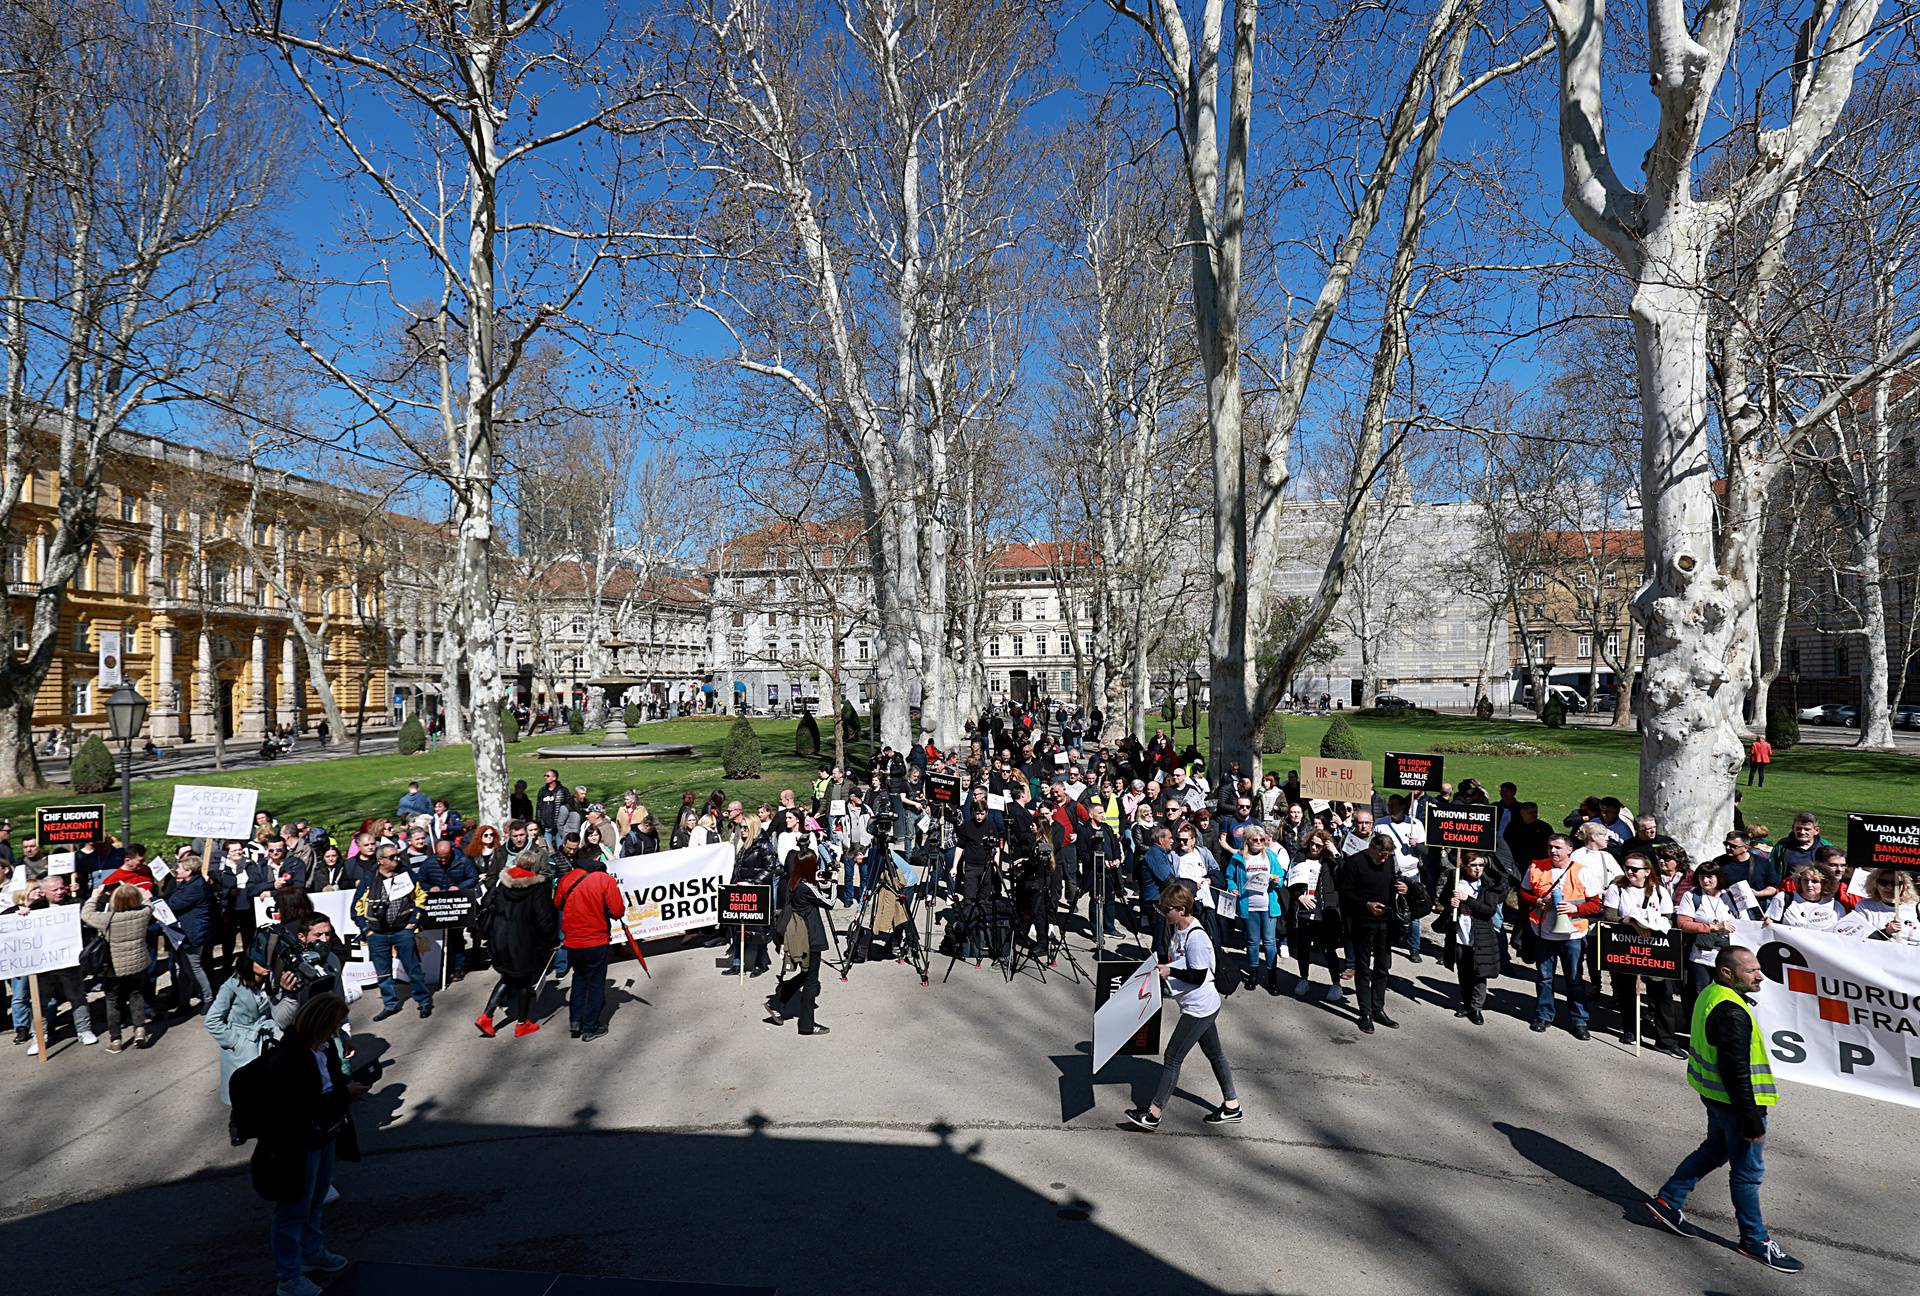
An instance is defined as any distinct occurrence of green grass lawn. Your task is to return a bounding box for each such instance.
[0,717,851,847]
[3,710,1910,850]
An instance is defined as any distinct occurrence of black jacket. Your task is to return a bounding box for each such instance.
[535,782,567,831]
[1441,874,1504,978]
[477,868,559,979]
[1705,995,1769,1137]
[249,1040,361,1203]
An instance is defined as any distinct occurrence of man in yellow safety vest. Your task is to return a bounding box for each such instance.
[1643,946,1801,1274]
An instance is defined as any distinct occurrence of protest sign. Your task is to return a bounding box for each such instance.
[1300,757,1371,803]
[46,853,75,877]
[1845,813,1920,874]
[605,843,733,941]
[419,892,478,929]
[166,786,261,840]
[1383,751,1444,793]
[718,883,773,930]
[1735,920,1920,1109]
[1092,953,1163,1073]
[1597,925,1683,979]
[34,803,103,847]
[0,905,83,978]
[1426,805,1498,853]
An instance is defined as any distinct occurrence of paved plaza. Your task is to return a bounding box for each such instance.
[4,922,1915,1296]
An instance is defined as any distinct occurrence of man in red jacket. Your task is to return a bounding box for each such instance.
[555,848,625,1042]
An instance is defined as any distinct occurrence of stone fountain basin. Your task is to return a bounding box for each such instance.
[532,742,694,760]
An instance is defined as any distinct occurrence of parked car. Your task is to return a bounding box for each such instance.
[1815,703,1860,727]
[1796,703,1826,722]
[1897,704,1920,730]
[1372,694,1416,710]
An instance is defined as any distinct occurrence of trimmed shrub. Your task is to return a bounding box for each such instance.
[1474,695,1495,721]
[1161,695,1176,723]
[397,715,427,755]
[840,699,862,743]
[796,709,821,756]
[623,701,641,729]
[1542,695,1568,729]
[1432,738,1572,757]
[1259,710,1287,755]
[1319,714,1362,760]
[722,712,763,779]
[566,708,585,735]
[501,711,521,744]
[68,734,116,793]
[1766,703,1800,750]
[1364,705,1439,719]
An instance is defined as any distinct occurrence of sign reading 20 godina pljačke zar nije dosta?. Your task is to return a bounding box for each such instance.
[1299,757,1371,803]
[1383,751,1444,793]
[1845,813,1920,874]
[1425,804,1498,853]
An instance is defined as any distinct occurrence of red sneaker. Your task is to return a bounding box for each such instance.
[474,1013,496,1038]
[513,1020,541,1038]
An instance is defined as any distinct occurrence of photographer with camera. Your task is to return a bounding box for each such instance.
[1008,783,1057,953]
[951,800,1004,958]
[259,913,350,1031]
[350,846,435,1022]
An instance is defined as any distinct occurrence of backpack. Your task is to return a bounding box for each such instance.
[227,1039,285,1146]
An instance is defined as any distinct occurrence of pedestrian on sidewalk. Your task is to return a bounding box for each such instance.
[1644,946,1801,1273]
[1126,881,1242,1131]
[1746,737,1772,787]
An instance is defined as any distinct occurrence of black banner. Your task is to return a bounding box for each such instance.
[1597,925,1684,979]
[419,892,478,929]
[1426,804,1497,853]
[718,883,774,930]
[1845,813,1920,874]
[928,773,962,805]
[1384,751,1444,793]
[1094,958,1163,1059]
[35,803,105,847]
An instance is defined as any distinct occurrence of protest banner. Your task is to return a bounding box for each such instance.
[1845,814,1920,875]
[34,804,104,848]
[1092,953,1163,1073]
[1597,925,1683,979]
[718,884,774,930]
[1426,805,1497,854]
[1300,757,1371,803]
[0,905,83,978]
[606,843,734,941]
[166,785,261,840]
[1383,751,1444,793]
[419,892,478,929]
[1734,920,1920,1109]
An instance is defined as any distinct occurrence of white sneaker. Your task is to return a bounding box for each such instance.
[26,1037,38,1056]
[323,1184,340,1205]
[79,1030,99,1045]
[1324,986,1346,1005]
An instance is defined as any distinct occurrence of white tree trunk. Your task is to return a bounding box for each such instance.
[1630,233,1747,861]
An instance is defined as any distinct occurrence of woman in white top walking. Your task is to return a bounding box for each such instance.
[1126,881,1242,1131]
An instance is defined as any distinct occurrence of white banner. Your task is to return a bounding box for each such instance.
[602,843,734,941]
[1092,953,1163,1073]
[0,906,84,977]
[97,630,123,688]
[254,885,439,987]
[1734,921,1920,1109]
[167,785,260,840]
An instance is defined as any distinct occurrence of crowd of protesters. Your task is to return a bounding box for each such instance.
[3,695,1912,1290]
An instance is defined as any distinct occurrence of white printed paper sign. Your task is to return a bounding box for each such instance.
[0,906,84,977]
[166,785,261,840]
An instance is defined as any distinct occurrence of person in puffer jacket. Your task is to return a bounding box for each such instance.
[473,848,560,1039]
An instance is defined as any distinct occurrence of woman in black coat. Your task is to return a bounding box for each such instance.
[1440,854,1504,1026]
[251,994,362,1291]
[769,851,831,1037]
[473,849,559,1038]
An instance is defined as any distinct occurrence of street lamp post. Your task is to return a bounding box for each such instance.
[1186,665,1202,754]
[104,683,150,842]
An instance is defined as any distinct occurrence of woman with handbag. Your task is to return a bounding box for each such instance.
[1441,854,1503,1024]
[767,851,831,1036]
[82,882,156,1052]
[1674,862,1738,1001]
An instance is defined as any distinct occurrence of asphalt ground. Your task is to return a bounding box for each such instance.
[4,909,1916,1296]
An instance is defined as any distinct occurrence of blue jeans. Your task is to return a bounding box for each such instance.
[1535,935,1589,1026]
[568,944,609,1027]
[1244,908,1277,971]
[1657,1101,1768,1248]
[365,930,432,1011]
[270,1141,335,1281]
[9,976,29,1030]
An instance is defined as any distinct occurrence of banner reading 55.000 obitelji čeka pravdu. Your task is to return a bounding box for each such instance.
[1733,921,1920,1109]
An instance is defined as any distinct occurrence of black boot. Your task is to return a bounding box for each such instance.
[1266,968,1280,996]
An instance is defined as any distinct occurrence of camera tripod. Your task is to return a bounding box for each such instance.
[940,857,1014,983]
[1005,859,1087,985]
[837,832,929,982]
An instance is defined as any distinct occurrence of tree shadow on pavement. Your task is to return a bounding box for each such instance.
[0,1113,1232,1296]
